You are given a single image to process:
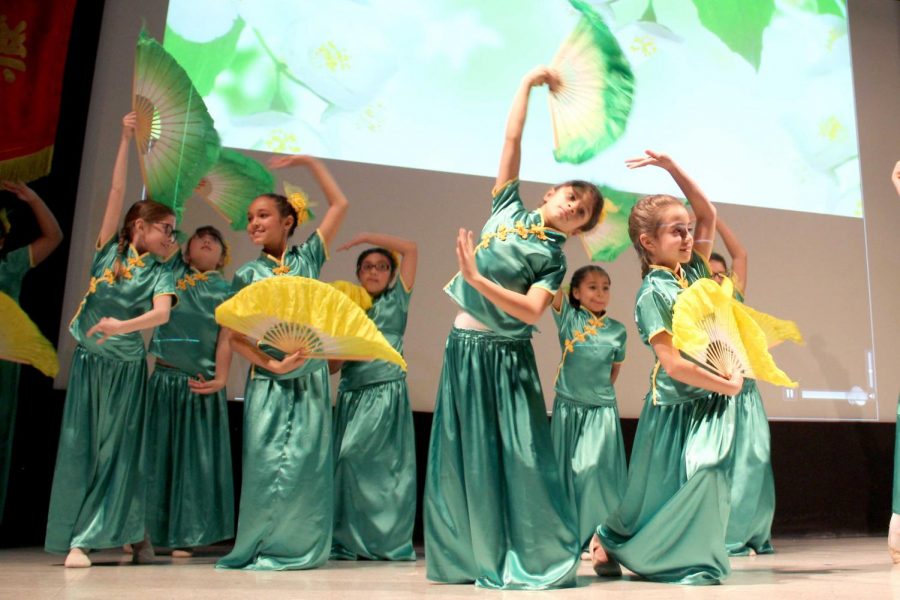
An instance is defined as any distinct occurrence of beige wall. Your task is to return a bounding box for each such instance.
[58,1,900,421]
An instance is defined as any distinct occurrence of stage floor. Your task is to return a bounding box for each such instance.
[1,537,897,599]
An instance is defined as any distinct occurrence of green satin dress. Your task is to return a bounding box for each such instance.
[0,245,33,522]
[216,230,333,571]
[45,239,176,554]
[725,288,775,556]
[550,297,627,551]
[425,180,580,590]
[894,397,900,515]
[332,278,416,561]
[598,253,736,585]
[145,255,234,549]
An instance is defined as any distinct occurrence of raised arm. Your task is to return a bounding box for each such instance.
[99,113,137,246]
[0,182,63,265]
[338,232,418,288]
[626,151,717,259]
[456,229,552,325]
[268,155,349,249]
[496,67,559,191]
[651,332,742,396]
[715,217,747,293]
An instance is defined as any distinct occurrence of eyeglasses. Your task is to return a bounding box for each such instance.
[711,271,728,279]
[151,222,177,242]
[359,262,391,273]
[657,221,695,240]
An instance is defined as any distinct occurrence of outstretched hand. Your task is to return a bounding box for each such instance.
[524,65,561,91]
[625,150,676,171]
[456,228,480,285]
[268,154,315,170]
[1,181,40,204]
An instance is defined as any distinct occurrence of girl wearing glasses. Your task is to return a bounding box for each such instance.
[328,233,418,561]
[0,181,63,524]
[591,150,743,585]
[216,154,348,571]
[143,226,235,558]
[708,218,775,557]
[46,113,178,568]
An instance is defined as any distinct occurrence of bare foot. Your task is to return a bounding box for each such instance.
[590,534,622,577]
[132,533,156,565]
[122,543,133,554]
[64,547,91,568]
[889,514,900,564]
[580,550,591,561]
[171,548,193,558]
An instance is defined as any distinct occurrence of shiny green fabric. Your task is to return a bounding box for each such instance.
[338,280,411,392]
[0,245,30,522]
[332,279,416,560]
[424,328,579,590]
[894,397,900,515]
[551,396,626,550]
[726,378,774,556]
[145,364,234,548]
[552,297,626,406]
[332,379,416,561]
[597,252,736,585]
[444,180,567,338]
[70,238,176,361]
[217,230,332,570]
[45,346,150,553]
[216,365,332,570]
[149,256,230,379]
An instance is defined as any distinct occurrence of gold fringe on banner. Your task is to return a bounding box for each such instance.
[0,146,54,183]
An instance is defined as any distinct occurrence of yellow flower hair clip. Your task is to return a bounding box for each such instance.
[283,181,316,227]
[220,239,231,268]
[0,208,11,236]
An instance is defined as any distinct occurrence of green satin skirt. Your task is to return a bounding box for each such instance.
[550,395,627,551]
[145,364,234,548]
[726,379,775,556]
[216,365,332,571]
[332,378,416,561]
[0,359,20,523]
[598,393,736,585]
[424,328,579,590]
[45,346,149,554]
[893,397,900,515]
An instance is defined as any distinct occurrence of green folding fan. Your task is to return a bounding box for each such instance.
[579,186,643,262]
[548,0,635,164]
[133,27,220,222]
[195,149,274,231]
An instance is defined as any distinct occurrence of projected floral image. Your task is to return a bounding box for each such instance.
[164,0,859,219]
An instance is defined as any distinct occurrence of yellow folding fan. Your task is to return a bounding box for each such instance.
[0,292,59,377]
[329,280,373,311]
[215,276,404,369]
[672,278,796,388]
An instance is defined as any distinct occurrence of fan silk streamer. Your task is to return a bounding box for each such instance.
[133,28,220,222]
[195,149,273,231]
[0,292,58,377]
[215,276,406,369]
[0,1,77,182]
[672,278,797,388]
[549,0,635,164]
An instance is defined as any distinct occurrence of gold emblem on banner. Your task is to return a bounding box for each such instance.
[0,15,26,83]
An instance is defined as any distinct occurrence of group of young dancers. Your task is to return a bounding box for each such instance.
[0,67,788,588]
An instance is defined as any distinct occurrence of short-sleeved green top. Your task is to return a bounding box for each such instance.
[444,180,567,339]
[69,238,177,361]
[149,254,231,379]
[339,278,412,392]
[231,229,328,380]
[0,245,33,301]
[552,296,626,406]
[634,252,712,406]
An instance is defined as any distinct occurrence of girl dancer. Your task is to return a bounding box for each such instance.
[145,226,234,556]
[0,181,63,522]
[424,66,603,590]
[216,154,348,571]
[45,113,177,567]
[330,233,418,561]
[550,265,627,560]
[710,218,775,556]
[593,150,743,585]
[889,160,900,563]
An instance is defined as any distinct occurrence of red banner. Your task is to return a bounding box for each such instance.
[0,0,77,182]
